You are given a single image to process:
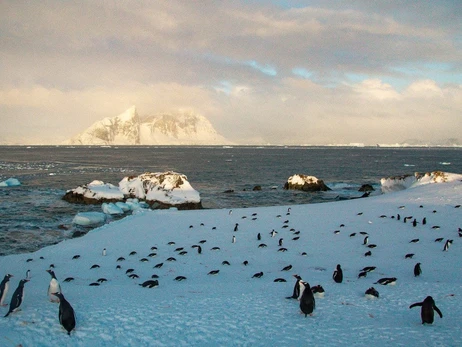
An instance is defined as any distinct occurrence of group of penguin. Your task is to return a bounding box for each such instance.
[0,269,76,336]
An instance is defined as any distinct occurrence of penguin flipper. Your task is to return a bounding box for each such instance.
[409,302,423,309]
[434,305,443,318]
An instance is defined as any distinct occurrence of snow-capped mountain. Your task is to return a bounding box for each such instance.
[67,106,231,145]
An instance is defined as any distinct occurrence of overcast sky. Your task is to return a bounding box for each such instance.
[0,0,461,145]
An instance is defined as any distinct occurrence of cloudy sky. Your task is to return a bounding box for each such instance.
[0,0,461,145]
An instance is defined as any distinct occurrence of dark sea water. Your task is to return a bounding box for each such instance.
[0,146,460,256]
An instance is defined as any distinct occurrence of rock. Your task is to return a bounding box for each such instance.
[71,230,87,238]
[284,174,331,192]
[223,189,234,193]
[252,185,262,191]
[359,184,375,192]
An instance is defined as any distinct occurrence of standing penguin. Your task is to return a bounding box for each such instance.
[234,223,239,232]
[232,235,236,243]
[299,281,315,317]
[363,236,369,245]
[46,270,61,303]
[0,274,13,306]
[409,296,443,324]
[414,263,422,277]
[4,279,29,317]
[278,238,283,247]
[257,233,261,240]
[102,248,107,256]
[51,292,76,336]
[286,274,302,299]
[333,264,343,283]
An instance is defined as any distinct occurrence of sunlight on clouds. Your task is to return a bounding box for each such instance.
[351,79,401,100]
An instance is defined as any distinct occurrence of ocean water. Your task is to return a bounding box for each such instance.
[0,146,460,256]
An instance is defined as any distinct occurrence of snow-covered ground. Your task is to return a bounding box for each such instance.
[0,177,461,346]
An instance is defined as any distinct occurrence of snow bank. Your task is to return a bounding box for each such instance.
[1,180,461,346]
[0,177,21,187]
[381,171,462,193]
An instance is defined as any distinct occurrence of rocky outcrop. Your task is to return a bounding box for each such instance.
[284,174,331,192]
[359,184,375,192]
[380,171,462,193]
[63,172,203,210]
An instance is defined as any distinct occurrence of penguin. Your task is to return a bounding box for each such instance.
[409,296,443,324]
[286,274,302,299]
[0,274,13,306]
[51,292,76,335]
[443,239,453,251]
[333,264,343,283]
[363,236,369,245]
[257,233,261,240]
[4,279,29,317]
[252,272,263,278]
[299,281,315,317]
[414,263,422,277]
[365,287,379,299]
[281,265,292,271]
[278,238,283,247]
[46,270,61,303]
[311,285,325,298]
[25,270,31,281]
[234,223,239,232]
[361,266,376,273]
[232,235,236,243]
[422,217,427,225]
[102,248,107,256]
[174,276,187,281]
[412,219,417,227]
[375,277,397,285]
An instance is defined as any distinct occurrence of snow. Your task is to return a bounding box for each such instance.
[288,174,320,186]
[0,177,21,187]
[72,180,125,200]
[381,171,462,193]
[0,179,461,346]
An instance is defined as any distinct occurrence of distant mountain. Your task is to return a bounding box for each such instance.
[66,106,231,145]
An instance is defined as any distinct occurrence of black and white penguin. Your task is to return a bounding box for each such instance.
[0,274,13,306]
[102,248,107,256]
[414,263,422,277]
[286,274,302,299]
[375,277,397,286]
[279,238,283,247]
[234,223,239,232]
[443,239,453,251]
[51,292,76,335]
[333,264,343,283]
[409,296,443,324]
[363,236,369,245]
[232,235,236,244]
[365,287,379,299]
[46,270,61,303]
[311,285,325,298]
[25,270,31,281]
[281,264,292,272]
[299,281,315,317]
[4,279,29,317]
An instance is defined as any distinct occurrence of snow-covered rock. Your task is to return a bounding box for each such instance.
[284,174,331,192]
[119,172,202,209]
[63,180,125,204]
[72,212,106,226]
[63,172,202,210]
[0,177,21,187]
[66,106,231,145]
[381,171,462,193]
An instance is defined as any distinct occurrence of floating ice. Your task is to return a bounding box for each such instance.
[0,177,21,187]
[102,202,125,215]
[72,212,107,226]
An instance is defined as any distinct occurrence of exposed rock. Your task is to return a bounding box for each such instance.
[359,184,375,192]
[284,174,331,192]
[63,180,124,204]
[223,189,235,193]
[252,185,262,191]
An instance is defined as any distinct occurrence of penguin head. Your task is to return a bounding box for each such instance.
[293,274,302,280]
[424,296,434,304]
[300,281,311,289]
[19,279,29,286]
[51,292,63,300]
[336,264,342,270]
[46,269,56,278]
[6,274,13,279]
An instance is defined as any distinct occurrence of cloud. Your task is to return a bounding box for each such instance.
[0,1,460,145]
